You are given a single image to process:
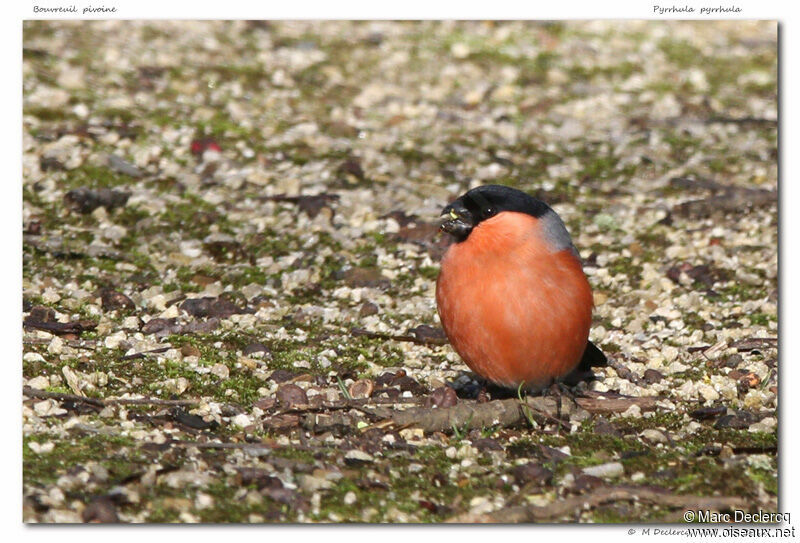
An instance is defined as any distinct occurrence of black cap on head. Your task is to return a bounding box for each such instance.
[440,185,553,242]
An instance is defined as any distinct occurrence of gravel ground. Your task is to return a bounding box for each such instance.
[22,20,777,523]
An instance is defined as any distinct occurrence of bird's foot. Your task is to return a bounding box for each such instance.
[545,382,580,434]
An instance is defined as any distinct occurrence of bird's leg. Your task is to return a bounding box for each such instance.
[554,380,578,402]
[546,381,579,435]
[544,383,563,435]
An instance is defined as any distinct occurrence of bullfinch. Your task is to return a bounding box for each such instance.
[436,184,606,393]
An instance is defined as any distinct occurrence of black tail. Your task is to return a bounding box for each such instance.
[562,340,607,386]
[578,340,607,371]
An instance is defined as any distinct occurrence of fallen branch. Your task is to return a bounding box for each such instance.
[575,395,659,414]
[705,116,777,126]
[119,347,172,360]
[609,360,643,386]
[351,327,448,346]
[448,485,748,523]
[23,338,97,351]
[730,337,778,352]
[673,187,775,219]
[23,319,98,335]
[22,386,199,407]
[377,394,660,433]
[383,396,582,433]
[168,439,275,452]
[23,386,106,407]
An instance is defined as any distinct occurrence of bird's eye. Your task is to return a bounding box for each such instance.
[484,207,495,217]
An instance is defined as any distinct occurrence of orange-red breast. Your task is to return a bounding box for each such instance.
[436,185,605,392]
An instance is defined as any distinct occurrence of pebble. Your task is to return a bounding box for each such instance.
[297,474,333,492]
[582,462,624,478]
[27,376,50,390]
[232,414,252,427]
[348,379,374,399]
[345,449,374,465]
[28,441,55,454]
[23,352,45,363]
[47,336,64,355]
[42,288,61,303]
[104,331,127,349]
[34,399,67,417]
[195,493,214,510]
[621,404,642,418]
[468,496,494,515]
[210,364,230,380]
[450,42,470,58]
[640,429,667,443]
[697,384,720,402]
[512,462,553,486]
[276,384,308,407]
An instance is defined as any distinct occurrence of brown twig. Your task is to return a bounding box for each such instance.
[574,395,659,414]
[377,394,661,434]
[23,319,98,335]
[730,337,778,352]
[351,327,448,346]
[23,338,97,351]
[23,386,199,407]
[119,347,172,360]
[673,186,776,219]
[447,485,748,523]
[23,386,106,407]
[168,439,275,452]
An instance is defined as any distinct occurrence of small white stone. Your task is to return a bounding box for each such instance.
[456,445,478,460]
[469,496,493,514]
[148,294,167,311]
[450,42,470,59]
[583,462,624,478]
[662,346,679,363]
[28,441,55,454]
[47,336,64,355]
[640,429,667,443]
[399,428,424,442]
[159,305,180,319]
[345,449,374,463]
[33,399,67,417]
[746,454,773,471]
[343,491,357,505]
[685,421,703,434]
[211,363,230,379]
[42,288,61,304]
[697,384,720,402]
[758,417,777,429]
[73,103,89,118]
[27,376,50,390]
[622,404,642,418]
[194,493,214,510]
[232,414,252,427]
[104,331,127,349]
[297,474,333,492]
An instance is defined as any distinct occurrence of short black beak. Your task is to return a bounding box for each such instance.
[439,211,473,241]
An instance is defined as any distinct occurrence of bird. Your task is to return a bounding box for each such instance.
[435,184,606,393]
